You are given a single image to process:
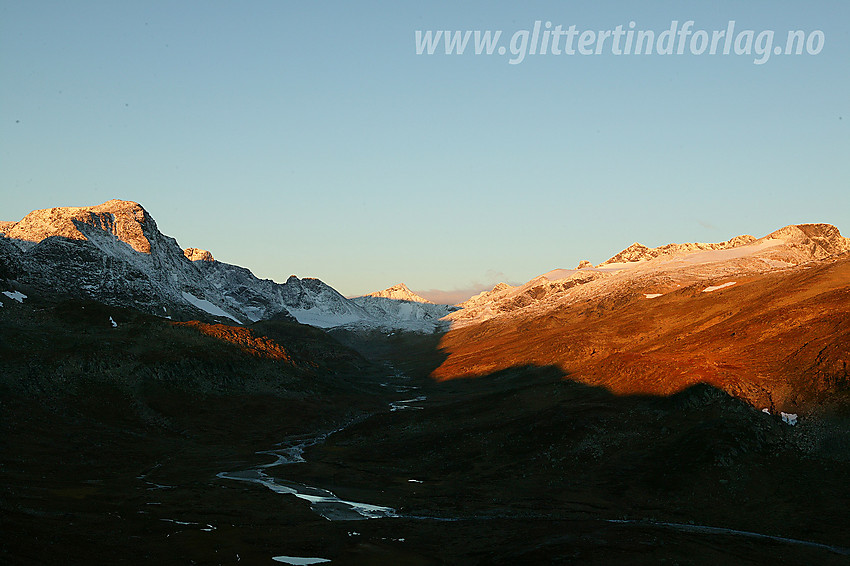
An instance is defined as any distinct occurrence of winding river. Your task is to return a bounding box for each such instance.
[217,376,850,560]
[217,428,398,521]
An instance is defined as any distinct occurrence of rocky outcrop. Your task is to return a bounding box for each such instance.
[0,221,17,236]
[184,247,215,262]
[600,233,757,266]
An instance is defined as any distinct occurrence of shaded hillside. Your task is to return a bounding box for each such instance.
[283,366,850,564]
[0,296,379,398]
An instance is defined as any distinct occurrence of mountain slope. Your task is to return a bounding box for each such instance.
[182,247,371,326]
[0,200,251,323]
[434,246,850,413]
[447,223,850,328]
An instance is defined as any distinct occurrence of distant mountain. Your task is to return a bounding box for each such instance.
[350,283,457,332]
[362,283,433,303]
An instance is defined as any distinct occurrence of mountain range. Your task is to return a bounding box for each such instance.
[2,199,849,415]
[0,200,453,331]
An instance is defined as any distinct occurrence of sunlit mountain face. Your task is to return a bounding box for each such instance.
[434,224,850,413]
[2,202,850,564]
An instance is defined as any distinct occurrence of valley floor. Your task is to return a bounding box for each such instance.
[3,366,850,565]
[2,302,850,565]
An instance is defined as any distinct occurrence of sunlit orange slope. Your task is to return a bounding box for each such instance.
[433,253,850,412]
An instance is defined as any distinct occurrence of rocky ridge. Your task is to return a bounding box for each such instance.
[600,224,849,266]
[601,234,757,265]
[447,223,850,327]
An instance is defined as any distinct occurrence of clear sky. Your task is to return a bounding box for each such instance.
[2,1,848,302]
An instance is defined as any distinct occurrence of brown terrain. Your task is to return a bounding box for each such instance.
[435,238,850,415]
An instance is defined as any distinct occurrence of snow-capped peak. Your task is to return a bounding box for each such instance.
[2,199,157,254]
[362,283,433,304]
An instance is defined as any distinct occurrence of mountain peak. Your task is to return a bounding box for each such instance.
[761,223,850,258]
[2,199,156,254]
[600,242,651,265]
[363,283,433,303]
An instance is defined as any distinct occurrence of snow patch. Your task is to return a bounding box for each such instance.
[644,293,663,299]
[702,282,737,293]
[541,268,578,281]
[2,290,27,303]
[272,558,330,565]
[288,307,364,329]
[109,316,117,328]
[763,409,798,426]
[181,292,241,324]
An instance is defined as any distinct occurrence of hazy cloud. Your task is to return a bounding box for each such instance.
[415,270,522,305]
[414,287,489,305]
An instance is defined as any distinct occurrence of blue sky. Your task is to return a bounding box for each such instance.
[2,1,848,301]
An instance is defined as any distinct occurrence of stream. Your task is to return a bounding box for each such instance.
[218,369,423,521]
[217,429,398,521]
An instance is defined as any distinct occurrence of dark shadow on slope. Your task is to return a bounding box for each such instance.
[0,297,396,565]
[328,326,450,380]
[282,363,850,564]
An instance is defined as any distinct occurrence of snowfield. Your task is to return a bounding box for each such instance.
[182,291,242,324]
[703,282,737,293]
